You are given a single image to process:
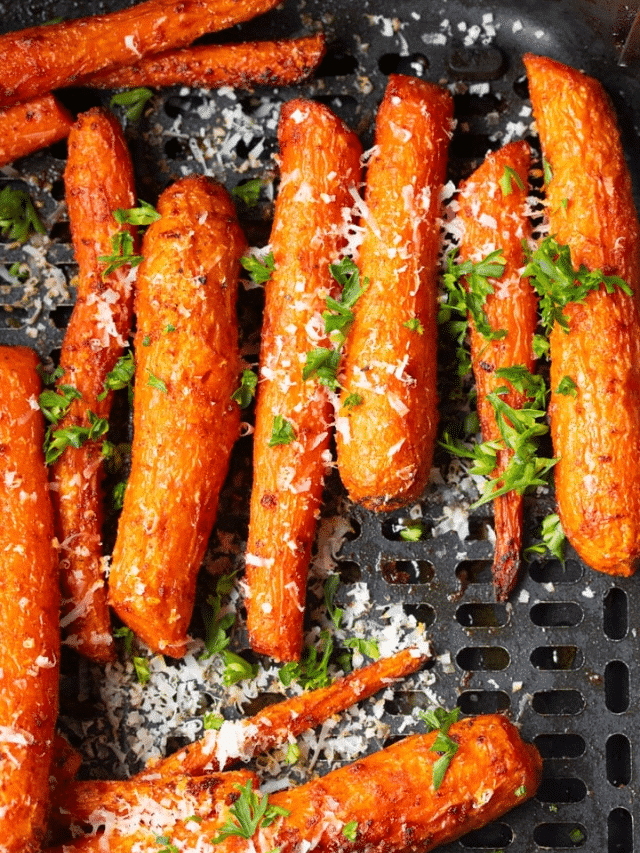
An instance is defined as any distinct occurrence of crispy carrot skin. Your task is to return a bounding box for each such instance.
[524,54,640,576]
[0,0,282,108]
[244,99,363,662]
[336,74,453,511]
[0,94,72,167]
[0,346,60,853]
[49,715,541,853]
[51,108,138,663]
[79,34,326,91]
[457,141,536,600]
[108,176,246,657]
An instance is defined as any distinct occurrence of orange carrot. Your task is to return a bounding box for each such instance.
[78,34,325,91]
[336,73,453,511]
[0,94,73,167]
[0,0,282,108]
[456,141,537,600]
[50,107,138,663]
[244,99,363,662]
[108,175,246,656]
[47,715,541,853]
[0,346,60,853]
[524,53,640,576]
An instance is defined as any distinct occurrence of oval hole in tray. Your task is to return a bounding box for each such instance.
[606,734,631,787]
[458,690,510,715]
[603,587,628,640]
[403,602,436,628]
[456,602,508,628]
[460,822,513,848]
[608,808,633,853]
[532,690,586,716]
[529,602,583,628]
[534,823,587,848]
[529,558,583,584]
[456,645,510,672]
[534,733,586,759]
[381,558,435,585]
[605,660,630,713]
[536,776,587,804]
[530,646,582,671]
[455,559,492,585]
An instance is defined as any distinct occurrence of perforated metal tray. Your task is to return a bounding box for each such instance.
[2,2,640,852]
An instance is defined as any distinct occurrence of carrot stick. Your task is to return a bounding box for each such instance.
[456,141,537,600]
[47,715,541,853]
[335,73,453,511]
[244,98,363,662]
[78,34,326,91]
[0,0,282,108]
[50,107,138,663]
[524,53,640,576]
[108,175,246,656]
[0,94,73,167]
[0,346,60,853]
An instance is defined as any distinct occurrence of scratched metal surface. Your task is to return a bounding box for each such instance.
[1,1,640,851]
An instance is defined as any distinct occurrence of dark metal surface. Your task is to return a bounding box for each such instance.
[1,1,639,851]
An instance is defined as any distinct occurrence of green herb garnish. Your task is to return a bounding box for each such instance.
[98,230,144,276]
[556,375,577,397]
[211,780,289,843]
[97,350,135,401]
[302,347,341,390]
[403,316,424,334]
[203,712,224,731]
[342,391,363,410]
[110,88,154,122]
[419,706,461,790]
[0,186,46,243]
[133,655,151,685]
[241,251,275,284]
[342,821,358,841]
[525,512,566,565]
[146,370,167,394]
[231,369,258,408]
[113,200,160,226]
[269,414,296,447]
[279,631,333,690]
[499,165,525,196]
[44,411,110,464]
[232,179,262,207]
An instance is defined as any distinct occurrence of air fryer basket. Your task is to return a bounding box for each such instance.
[2,1,640,851]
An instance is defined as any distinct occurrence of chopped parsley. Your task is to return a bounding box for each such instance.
[43,411,110,465]
[403,316,424,334]
[8,261,29,282]
[241,251,275,284]
[232,178,262,207]
[324,258,367,345]
[344,636,380,660]
[525,512,566,565]
[515,784,527,797]
[342,391,363,410]
[155,836,178,853]
[269,414,296,447]
[342,821,358,841]
[211,779,289,843]
[0,185,46,243]
[133,655,151,685]
[39,384,81,425]
[110,87,154,122]
[324,574,344,629]
[302,347,341,391]
[418,706,461,790]
[231,368,258,408]
[285,742,300,765]
[146,370,167,394]
[97,350,135,401]
[203,712,224,731]
[113,200,160,226]
[499,165,525,196]
[279,630,333,690]
[542,155,553,186]
[556,375,577,397]
[98,230,144,276]
[399,520,424,541]
[221,650,258,686]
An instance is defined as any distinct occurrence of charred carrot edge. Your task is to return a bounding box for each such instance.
[108,175,246,657]
[48,715,541,853]
[335,73,453,511]
[0,94,73,167]
[78,34,326,91]
[50,647,427,830]
[0,0,282,108]
[456,141,537,600]
[524,53,640,576]
[51,107,138,663]
[244,98,363,662]
[48,770,256,851]
[0,346,60,853]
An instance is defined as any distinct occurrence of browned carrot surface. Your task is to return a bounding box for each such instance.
[244,98,363,662]
[48,715,541,853]
[524,53,640,576]
[0,346,60,853]
[336,73,453,511]
[51,107,138,663]
[456,141,537,600]
[0,94,73,167]
[108,175,246,657]
[79,34,326,90]
[0,0,282,108]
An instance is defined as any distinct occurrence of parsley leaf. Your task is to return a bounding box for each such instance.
[342,821,358,841]
[342,391,363,410]
[279,631,333,690]
[324,574,343,629]
[146,370,167,394]
[44,411,110,465]
[522,236,632,334]
[418,706,461,790]
[556,375,577,397]
[269,414,296,447]
[133,655,150,685]
[285,742,300,765]
[0,186,46,243]
[203,712,224,731]
[8,261,29,281]
[231,368,258,408]
[241,251,275,284]
[232,178,262,207]
[110,87,153,122]
[155,836,179,853]
[97,350,135,401]
[499,165,525,196]
[114,625,134,658]
[39,384,81,424]
[302,347,341,390]
[403,317,424,334]
[201,590,235,659]
[344,636,380,660]
[211,780,289,843]
[324,258,367,345]
[113,200,160,226]
[221,650,258,686]
[525,512,566,564]
[98,230,144,276]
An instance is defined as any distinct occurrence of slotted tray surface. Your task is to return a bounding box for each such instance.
[2,1,640,852]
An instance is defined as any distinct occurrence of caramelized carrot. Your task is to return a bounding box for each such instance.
[244,99,363,662]
[48,715,541,853]
[79,34,326,91]
[336,73,453,511]
[0,0,282,108]
[524,53,640,576]
[0,94,72,167]
[51,107,138,663]
[456,141,537,600]
[0,346,60,853]
[108,175,246,656]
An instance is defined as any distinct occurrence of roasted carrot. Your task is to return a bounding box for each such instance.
[0,346,60,853]
[50,107,138,663]
[48,715,541,853]
[456,141,537,600]
[108,175,246,656]
[78,34,326,91]
[524,53,640,576]
[0,0,282,108]
[0,94,73,167]
[244,99,363,662]
[336,73,453,511]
